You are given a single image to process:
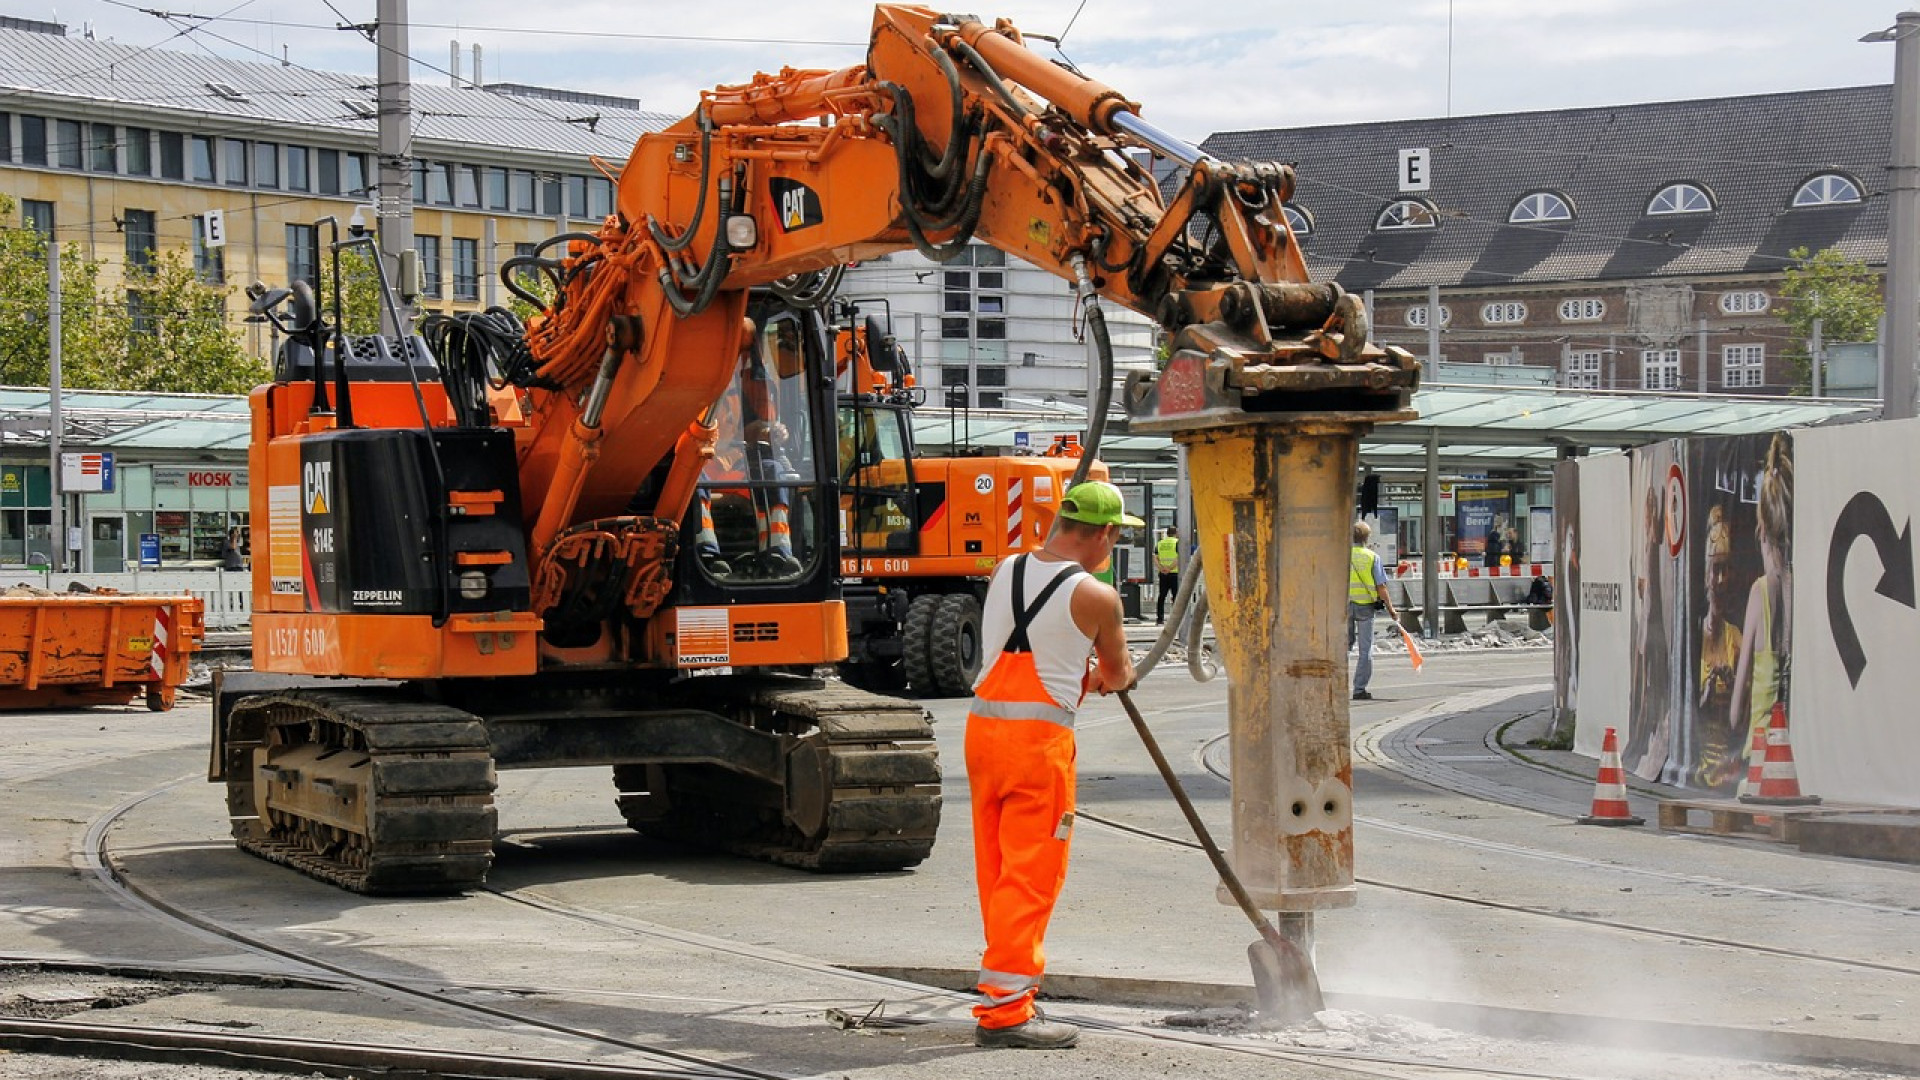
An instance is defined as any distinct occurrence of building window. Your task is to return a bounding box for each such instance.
[940,365,969,386]
[540,176,564,216]
[89,123,117,172]
[1723,344,1765,389]
[158,131,184,179]
[1405,304,1451,328]
[417,236,443,299]
[513,242,537,259]
[978,294,1005,314]
[1558,297,1605,321]
[123,209,157,274]
[456,165,481,208]
[22,199,54,239]
[286,224,317,287]
[976,365,1008,387]
[1509,192,1572,223]
[567,175,589,217]
[1282,204,1313,235]
[977,390,1004,409]
[54,119,82,169]
[1792,174,1861,207]
[127,288,155,336]
[977,270,1004,290]
[485,167,509,210]
[1719,290,1770,314]
[1480,301,1527,325]
[941,317,969,339]
[1376,199,1437,230]
[452,237,479,301]
[1640,348,1681,390]
[1647,182,1712,215]
[19,115,47,165]
[1565,349,1603,389]
[285,145,309,191]
[254,141,279,189]
[1483,352,1517,366]
[192,215,225,284]
[224,138,249,186]
[316,147,340,195]
[588,176,613,218]
[125,127,151,176]
[0,112,10,162]
[977,318,1006,340]
[344,153,368,195]
[511,170,536,213]
[191,135,215,182]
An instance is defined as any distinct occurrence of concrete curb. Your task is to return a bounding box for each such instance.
[849,965,1920,1075]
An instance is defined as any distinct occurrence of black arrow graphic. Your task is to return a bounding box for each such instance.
[1828,490,1917,689]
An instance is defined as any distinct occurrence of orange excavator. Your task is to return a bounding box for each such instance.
[832,302,1110,697]
[213,3,1416,894]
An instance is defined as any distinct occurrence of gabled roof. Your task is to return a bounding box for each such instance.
[1202,86,1891,292]
[0,26,674,159]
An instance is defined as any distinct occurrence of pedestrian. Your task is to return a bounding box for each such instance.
[1348,520,1398,701]
[1154,526,1180,625]
[967,480,1138,1050]
[220,528,246,572]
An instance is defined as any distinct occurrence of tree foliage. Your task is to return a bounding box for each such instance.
[1,193,265,394]
[1778,245,1884,391]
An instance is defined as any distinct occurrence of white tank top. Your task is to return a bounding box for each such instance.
[973,554,1095,713]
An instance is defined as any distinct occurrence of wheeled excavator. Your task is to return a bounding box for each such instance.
[212,3,1418,895]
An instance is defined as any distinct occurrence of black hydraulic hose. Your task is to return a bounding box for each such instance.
[919,46,970,181]
[499,254,561,309]
[948,36,1034,122]
[1133,547,1206,679]
[1067,253,1114,489]
[648,108,714,254]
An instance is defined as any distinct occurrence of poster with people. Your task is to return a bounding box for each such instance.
[1624,441,1690,784]
[1552,461,1579,728]
[1683,432,1791,794]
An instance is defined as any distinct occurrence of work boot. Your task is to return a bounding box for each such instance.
[974,1015,1079,1049]
[1352,689,1373,701]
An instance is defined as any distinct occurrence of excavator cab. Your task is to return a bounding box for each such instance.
[676,298,841,602]
[833,305,921,562]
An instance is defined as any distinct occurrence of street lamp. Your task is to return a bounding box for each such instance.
[1862,13,1920,419]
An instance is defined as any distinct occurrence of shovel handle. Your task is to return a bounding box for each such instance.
[1115,689,1287,950]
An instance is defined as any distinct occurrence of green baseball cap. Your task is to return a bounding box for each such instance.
[1060,481,1145,527]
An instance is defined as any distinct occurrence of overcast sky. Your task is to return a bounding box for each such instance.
[40,0,1917,143]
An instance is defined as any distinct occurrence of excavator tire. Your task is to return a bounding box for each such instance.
[614,677,940,871]
[929,592,983,697]
[222,691,497,895]
[900,594,940,695]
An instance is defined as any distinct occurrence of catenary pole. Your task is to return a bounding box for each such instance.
[1878,11,1920,418]
[47,240,64,573]
[376,0,415,336]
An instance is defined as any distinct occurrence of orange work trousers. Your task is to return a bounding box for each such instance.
[966,710,1076,1030]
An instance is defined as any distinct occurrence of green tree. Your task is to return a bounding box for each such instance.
[0,193,122,387]
[313,245,384,337]
[1778,245,1884,392]
[105,248,264,394]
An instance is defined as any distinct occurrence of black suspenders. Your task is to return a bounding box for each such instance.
[1004,555,1082,655]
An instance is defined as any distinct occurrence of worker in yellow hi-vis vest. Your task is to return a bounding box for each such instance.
[1154,527,1181,625]
[1349,520,1399,701]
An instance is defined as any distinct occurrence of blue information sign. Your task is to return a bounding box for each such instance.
[138,532,161,569]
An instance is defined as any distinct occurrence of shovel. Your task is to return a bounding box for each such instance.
[1115,689,1324,1024]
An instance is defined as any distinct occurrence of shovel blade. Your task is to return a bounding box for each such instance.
[1248,937,1323,1025]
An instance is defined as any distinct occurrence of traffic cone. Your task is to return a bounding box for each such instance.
[1737,724,1766,799]
[1578,727,1645,826]
[1739,702,1821,806]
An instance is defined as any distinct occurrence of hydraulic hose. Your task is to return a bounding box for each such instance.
[1132,547,1205,679]
[1067,253,1114,489]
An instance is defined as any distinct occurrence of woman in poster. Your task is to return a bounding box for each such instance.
[1696,505,1743,790]
[1729,433,1793,789]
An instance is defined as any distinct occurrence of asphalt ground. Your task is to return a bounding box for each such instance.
[3,636,1917,1079]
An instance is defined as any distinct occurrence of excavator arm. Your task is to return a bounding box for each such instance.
[510,3,1416,632]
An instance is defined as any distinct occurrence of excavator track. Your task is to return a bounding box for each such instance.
[223,691,497,895]
[616,677,940,871]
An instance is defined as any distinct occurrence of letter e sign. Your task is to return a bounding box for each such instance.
[1398,148,1431,193]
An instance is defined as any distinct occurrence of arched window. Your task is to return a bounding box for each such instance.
[1509,191,1573,224]
[1282,204,1313,236]
[1647,183,1713,215]
[1376,199,1437,230]
[1792,174,1862,207]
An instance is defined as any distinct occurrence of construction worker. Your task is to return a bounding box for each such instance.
[1349,520,1398,701]
[967,480,1138,1050]
[1154,526,1180,625]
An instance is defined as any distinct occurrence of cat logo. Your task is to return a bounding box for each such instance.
[303,460,333,515]
[770,177,823,232]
